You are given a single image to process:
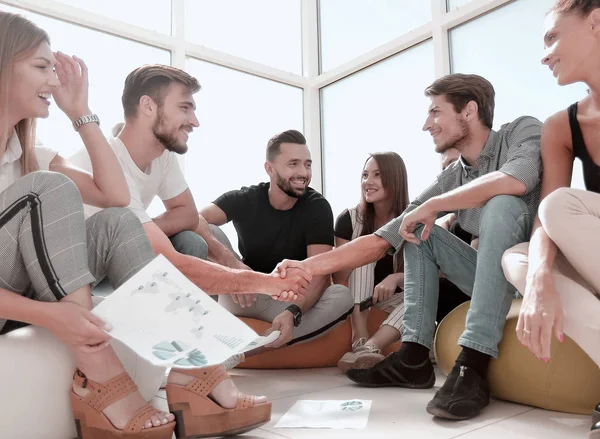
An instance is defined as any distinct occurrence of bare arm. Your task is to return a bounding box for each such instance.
[296,234,391,277]
[295,244,333,313]
[143,221,309,297]
[50,53,129,208]
[50,152,129,208]
[332,236,352,286]
[154,189,200,237]
[197,203,246,269]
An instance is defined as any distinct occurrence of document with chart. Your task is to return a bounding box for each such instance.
[92,254,279,368]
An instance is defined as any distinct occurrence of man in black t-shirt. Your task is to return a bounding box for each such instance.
[198,130,354,350]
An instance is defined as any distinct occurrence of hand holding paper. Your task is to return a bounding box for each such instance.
[92,255,280,368]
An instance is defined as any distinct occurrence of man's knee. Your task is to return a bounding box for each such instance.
[170,230,209,260]
[480,195,530,236]
[322,284,354,313]
[208,224,235,252]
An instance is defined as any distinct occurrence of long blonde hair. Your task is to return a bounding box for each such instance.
[0,12,50,175]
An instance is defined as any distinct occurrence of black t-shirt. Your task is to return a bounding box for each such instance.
[334,209,394,286]
[214,183,334,274]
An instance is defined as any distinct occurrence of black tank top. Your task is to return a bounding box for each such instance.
[568,102,600,193]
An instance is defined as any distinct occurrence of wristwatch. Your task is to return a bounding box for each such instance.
[72,114,100,131]
[285,304,302,327]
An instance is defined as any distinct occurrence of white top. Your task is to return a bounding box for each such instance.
[71,136,188,223]
[0,130,58,193]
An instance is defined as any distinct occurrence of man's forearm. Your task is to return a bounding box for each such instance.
[428,171,527,213]
[153,206,199,237]
[304,235,391,276]
[168,249,261,294]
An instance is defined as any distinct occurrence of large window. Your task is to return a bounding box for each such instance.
[0,4,170,161]
[3,0,591,238]
[447,0,476,11]
[184,59,303,248]
[50,0,171,34]
[450,0,587,188]
[322,41,436,219]
[185,0,302,75]
[319,0,431,73]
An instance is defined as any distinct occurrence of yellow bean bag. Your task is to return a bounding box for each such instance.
[238,308,401,369]
[434,299,600,414]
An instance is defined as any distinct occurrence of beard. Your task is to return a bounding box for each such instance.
[435,118,471,154]
[275,171,307,198]
[152,109,189,155]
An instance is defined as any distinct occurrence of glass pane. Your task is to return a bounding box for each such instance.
[447,0,475,12]
[319,0,431,73]
[322,41,436,219]
[450,0,588,188]
[52,0,171,34]
[0,4,170,161]
[185,0,302,75]
[185,58,304,248]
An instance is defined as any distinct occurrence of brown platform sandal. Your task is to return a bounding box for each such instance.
[71,369,176,439]
[166,365,272,438]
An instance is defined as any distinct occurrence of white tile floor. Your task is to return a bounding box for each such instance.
[152,367,591,439]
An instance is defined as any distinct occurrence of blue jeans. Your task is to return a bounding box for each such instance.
[402,195,533,358]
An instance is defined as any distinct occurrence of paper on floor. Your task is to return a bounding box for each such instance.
[274,400,372,429]
[93,255,280,368]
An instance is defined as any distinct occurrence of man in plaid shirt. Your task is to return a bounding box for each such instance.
[276,73,543,421]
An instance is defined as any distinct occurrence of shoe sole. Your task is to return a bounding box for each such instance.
[426,401,489,421]
[348,369,436,389]
[337,354,384,373]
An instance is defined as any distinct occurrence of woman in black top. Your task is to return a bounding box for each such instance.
[334,152,469,372]
[502,1,600,435]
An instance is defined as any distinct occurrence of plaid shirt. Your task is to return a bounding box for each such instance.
[376,116,543,253]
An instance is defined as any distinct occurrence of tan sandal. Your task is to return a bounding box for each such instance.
[71,369,175,439]
[166,365,271,438]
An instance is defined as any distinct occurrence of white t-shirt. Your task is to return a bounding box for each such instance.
[0,130,57,193]
[71,136,188,223]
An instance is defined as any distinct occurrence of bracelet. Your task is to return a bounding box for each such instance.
[72,114,100,132]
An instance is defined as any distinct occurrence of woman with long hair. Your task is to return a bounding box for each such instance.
[0,11,179,438]
[334,152,469,372]
[501,1,600,436]
[0,12,278,439]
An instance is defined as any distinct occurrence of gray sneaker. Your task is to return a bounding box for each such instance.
[337,339,385,372]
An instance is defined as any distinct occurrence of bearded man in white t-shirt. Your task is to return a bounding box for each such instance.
[72,65,310,304]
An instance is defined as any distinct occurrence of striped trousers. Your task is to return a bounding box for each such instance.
[0,171,155,332]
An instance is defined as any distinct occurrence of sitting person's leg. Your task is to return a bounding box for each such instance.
[348,195,532,420]
[338,295,402,371]
[169,230,209,261]
[346,224,476,389]
[84,208,270,434]
[0,171,174,435]
[503,188,600,435]
[220,283,354,352]
[429,195,532,420]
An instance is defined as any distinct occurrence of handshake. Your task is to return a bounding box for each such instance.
[263,260,312,302]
